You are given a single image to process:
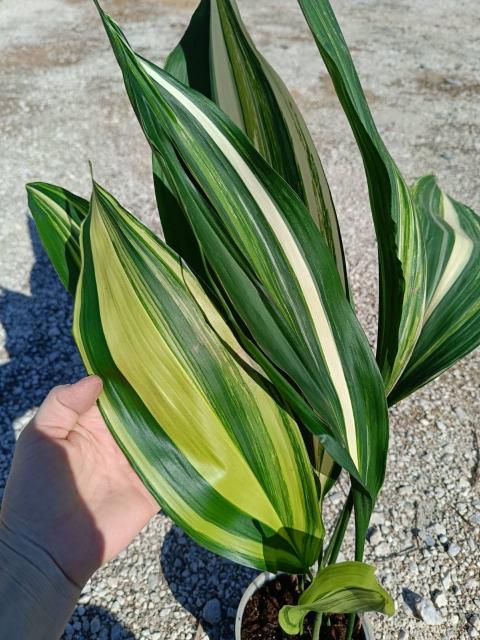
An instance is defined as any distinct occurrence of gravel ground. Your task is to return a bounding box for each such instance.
[1,0,479,639]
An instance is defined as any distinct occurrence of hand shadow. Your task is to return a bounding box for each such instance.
[160,525,257,640]
[0,217,84,488]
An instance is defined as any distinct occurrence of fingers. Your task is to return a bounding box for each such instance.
[35,376,103,431]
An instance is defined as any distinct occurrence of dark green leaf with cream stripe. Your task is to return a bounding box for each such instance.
[26,182,89,295]
[296,0,426,394]
[162,0,348,292]
[94,5,389,513]
[74,181,323,573]
[390,176,480,403]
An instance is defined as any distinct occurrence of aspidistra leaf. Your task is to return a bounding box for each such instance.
[73,181,323,574]
[296,0,426,393]
[279,562,394,635]
[163,0,348,292]
[26,182,89,295]
[94,4,389,515]
[390,176,480,402]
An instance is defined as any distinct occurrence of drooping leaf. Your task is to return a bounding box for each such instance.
[390,176,480,402]
[26,182,89,295]
[73,181,323,574]
[296,0,426,394]
[94,4,389,520]
[279,562,394,635]
[162,0,348,292]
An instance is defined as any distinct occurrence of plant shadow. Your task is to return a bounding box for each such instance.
[0,217,85,489]
[160,525,257,640]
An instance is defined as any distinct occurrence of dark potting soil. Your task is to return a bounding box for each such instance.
[241,574,366,640]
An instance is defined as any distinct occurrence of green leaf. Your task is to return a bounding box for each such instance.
[279,562,394,635]
[74,181,323,573]
[390,176,480,402]
[162,0,348,293]
[94,3,389,512]
[295,0,426,394]
[26,182,89,295]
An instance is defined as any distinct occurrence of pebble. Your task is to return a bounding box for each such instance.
[433,591,448,608]
[110,624,123,640]
[448,543,461,557]
[402,589,443,625]
[374,541,391,557]
[202,598,222,625]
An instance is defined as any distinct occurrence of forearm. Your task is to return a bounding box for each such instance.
[0,523,81,640]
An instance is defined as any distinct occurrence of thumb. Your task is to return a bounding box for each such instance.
[35,376,103,430]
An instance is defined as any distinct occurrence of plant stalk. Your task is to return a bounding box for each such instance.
[322,489,353,566]
[312,612,323,640]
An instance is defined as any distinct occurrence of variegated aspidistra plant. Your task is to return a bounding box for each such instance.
[27,0,479,637]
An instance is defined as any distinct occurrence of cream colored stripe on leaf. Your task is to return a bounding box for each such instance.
[140,59,359,469]
[424,194,474,322]
[89,195,282,529]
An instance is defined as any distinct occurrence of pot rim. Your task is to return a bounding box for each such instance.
[235,571,375,640]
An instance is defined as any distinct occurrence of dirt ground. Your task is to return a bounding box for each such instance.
[1,1,479,639]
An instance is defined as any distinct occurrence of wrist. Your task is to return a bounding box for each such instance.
[0,521,82,639]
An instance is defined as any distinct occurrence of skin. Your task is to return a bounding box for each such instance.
[0,375,159,587]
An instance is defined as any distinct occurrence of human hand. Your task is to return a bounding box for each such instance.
[0,376,159,587]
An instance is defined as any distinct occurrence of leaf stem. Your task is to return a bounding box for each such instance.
[322,489,353,566]
[312,612,323,640]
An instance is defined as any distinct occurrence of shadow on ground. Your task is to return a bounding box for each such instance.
[63,604,137,639]
[0,218,85,488]
[1,219,255,639]
[161,525,257,640]
[0,220,138,639]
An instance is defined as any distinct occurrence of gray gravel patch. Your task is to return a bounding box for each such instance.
[1,0,479,639]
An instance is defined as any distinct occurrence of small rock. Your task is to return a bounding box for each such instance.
[431,523,446,536]
[374,541,391,557]
[367,526,382,546]
[433,591,448,608]
[448,543,461,557]
[110,624,123,640]
[402,589,443,625]
[466,579,479,590]
[90,616,101,634]
[370,512,385,526]
[470,513,480,526]
[148,574,160,590]
[417,597,443,625]
[470,615,480,630]
[202,598,221,625]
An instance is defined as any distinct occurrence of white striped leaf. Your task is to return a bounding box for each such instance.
[164,0,345,492]
[73,181,323,573]
[390,176,480,402]
[296,0,426,394]
[94,4,389,521]
[161,0,348,293]
[26,182,89,295]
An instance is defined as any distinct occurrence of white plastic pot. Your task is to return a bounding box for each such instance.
[235,571,375,640]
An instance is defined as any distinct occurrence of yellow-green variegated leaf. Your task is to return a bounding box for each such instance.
[26,182,89,295]
[94,4,389,527]
[296,0,426,394]
[162,0,348,293]
[279,562,394,635]
[73,181,323,574]
[390,176,480,403]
